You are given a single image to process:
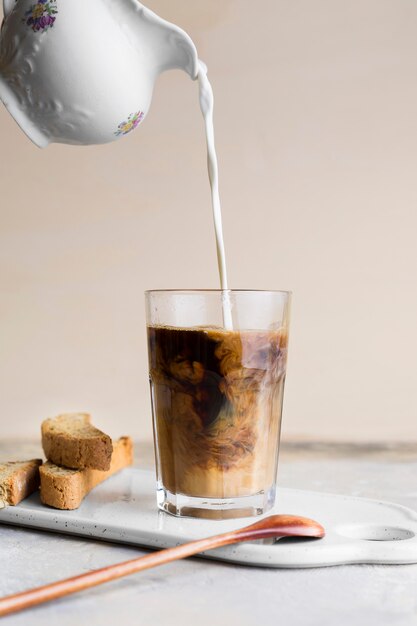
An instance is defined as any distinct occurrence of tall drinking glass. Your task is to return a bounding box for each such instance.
[146,290,291,519]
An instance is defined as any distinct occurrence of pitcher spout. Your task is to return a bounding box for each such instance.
[117,0,199,80]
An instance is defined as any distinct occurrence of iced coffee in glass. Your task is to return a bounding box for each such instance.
[146,290,291,519]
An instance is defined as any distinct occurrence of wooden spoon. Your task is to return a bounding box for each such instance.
[0,514,324,618]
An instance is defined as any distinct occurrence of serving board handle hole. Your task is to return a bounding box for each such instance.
[337,524,415,542]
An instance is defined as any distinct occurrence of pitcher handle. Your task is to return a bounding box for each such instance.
[3,0,15,19]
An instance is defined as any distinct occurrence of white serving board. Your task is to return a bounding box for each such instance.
[0,468,416,568]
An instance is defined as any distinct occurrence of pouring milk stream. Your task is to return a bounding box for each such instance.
[198,61,233,329]
[0,0,233,328]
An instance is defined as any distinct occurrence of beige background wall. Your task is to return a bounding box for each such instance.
[1,0,417,441]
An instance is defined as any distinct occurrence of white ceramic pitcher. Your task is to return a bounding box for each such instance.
[0,0,198,147]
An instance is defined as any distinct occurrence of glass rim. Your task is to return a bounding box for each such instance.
[145,289,292,296]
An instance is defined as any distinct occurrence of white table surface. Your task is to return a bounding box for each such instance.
[1,440,417,626]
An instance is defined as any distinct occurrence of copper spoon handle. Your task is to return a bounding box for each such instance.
[0,514,324,618]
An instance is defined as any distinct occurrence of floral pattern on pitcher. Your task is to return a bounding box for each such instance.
[23,0,58,32]
[115,111,145,137]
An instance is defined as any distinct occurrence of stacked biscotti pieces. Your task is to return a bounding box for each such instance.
[40,414,133,510]
[0,414,133,510]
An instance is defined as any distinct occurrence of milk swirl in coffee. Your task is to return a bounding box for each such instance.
[148,325,288,500]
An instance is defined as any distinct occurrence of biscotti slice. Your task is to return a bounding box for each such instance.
[0,459,42,507]
[40,437,133,510]
[42,413,113,471]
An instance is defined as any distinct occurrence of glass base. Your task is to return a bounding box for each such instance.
[157,483,276,520]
